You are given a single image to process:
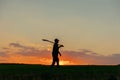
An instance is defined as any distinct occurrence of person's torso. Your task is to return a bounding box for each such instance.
[52,43,59,56]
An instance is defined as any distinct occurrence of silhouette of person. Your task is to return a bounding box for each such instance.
[108,75,117,80]
[51,38,63,67]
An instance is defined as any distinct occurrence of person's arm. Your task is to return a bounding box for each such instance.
[58,51,61,56]
[42,39,64,47]
[59,45,64,48]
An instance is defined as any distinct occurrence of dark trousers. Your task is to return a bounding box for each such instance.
[51,57,59,67]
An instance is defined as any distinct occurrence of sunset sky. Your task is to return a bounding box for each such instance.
[0,0,120,65]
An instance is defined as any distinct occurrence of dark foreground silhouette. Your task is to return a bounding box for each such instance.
[51,39,63,67]
[108,75,118,80]
[0,64,119,80]
[42,38,64,67]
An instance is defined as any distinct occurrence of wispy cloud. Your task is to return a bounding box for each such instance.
[0,51,8,57]
[0,42,120,65]
[62,50,120,65]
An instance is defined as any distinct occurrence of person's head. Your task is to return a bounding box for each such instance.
[54,38,59,43]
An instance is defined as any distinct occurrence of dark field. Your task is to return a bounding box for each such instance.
[0,64,119,80]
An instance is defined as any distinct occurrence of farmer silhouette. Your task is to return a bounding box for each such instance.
[51,38,63,67]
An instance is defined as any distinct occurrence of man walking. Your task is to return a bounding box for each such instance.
[51,38,63,67]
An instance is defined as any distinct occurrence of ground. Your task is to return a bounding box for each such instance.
[0,63,119,80]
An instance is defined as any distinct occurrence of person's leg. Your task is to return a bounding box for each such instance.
[57,57,59,67]
[51,57,55,66]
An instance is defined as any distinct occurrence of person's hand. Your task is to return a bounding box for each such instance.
[59,45,64,47]
[59,54,61,56]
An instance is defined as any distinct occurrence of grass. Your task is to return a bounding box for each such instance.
[0,63,119,80]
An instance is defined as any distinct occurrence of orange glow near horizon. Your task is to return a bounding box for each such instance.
[0,53,79,65]
[1,42,117,65]
[0,41,97,65]
[59,60,75,65]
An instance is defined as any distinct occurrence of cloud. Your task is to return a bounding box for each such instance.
[10,43,24,48]
[0,51,8,57]
[79,49,98,55]
[9,42,51,57]
[62,50,120,65]
[0,42,120,65]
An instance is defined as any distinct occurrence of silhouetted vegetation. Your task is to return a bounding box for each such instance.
[0,63,119,80]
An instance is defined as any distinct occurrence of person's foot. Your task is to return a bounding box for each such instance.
[57,66,60,68]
